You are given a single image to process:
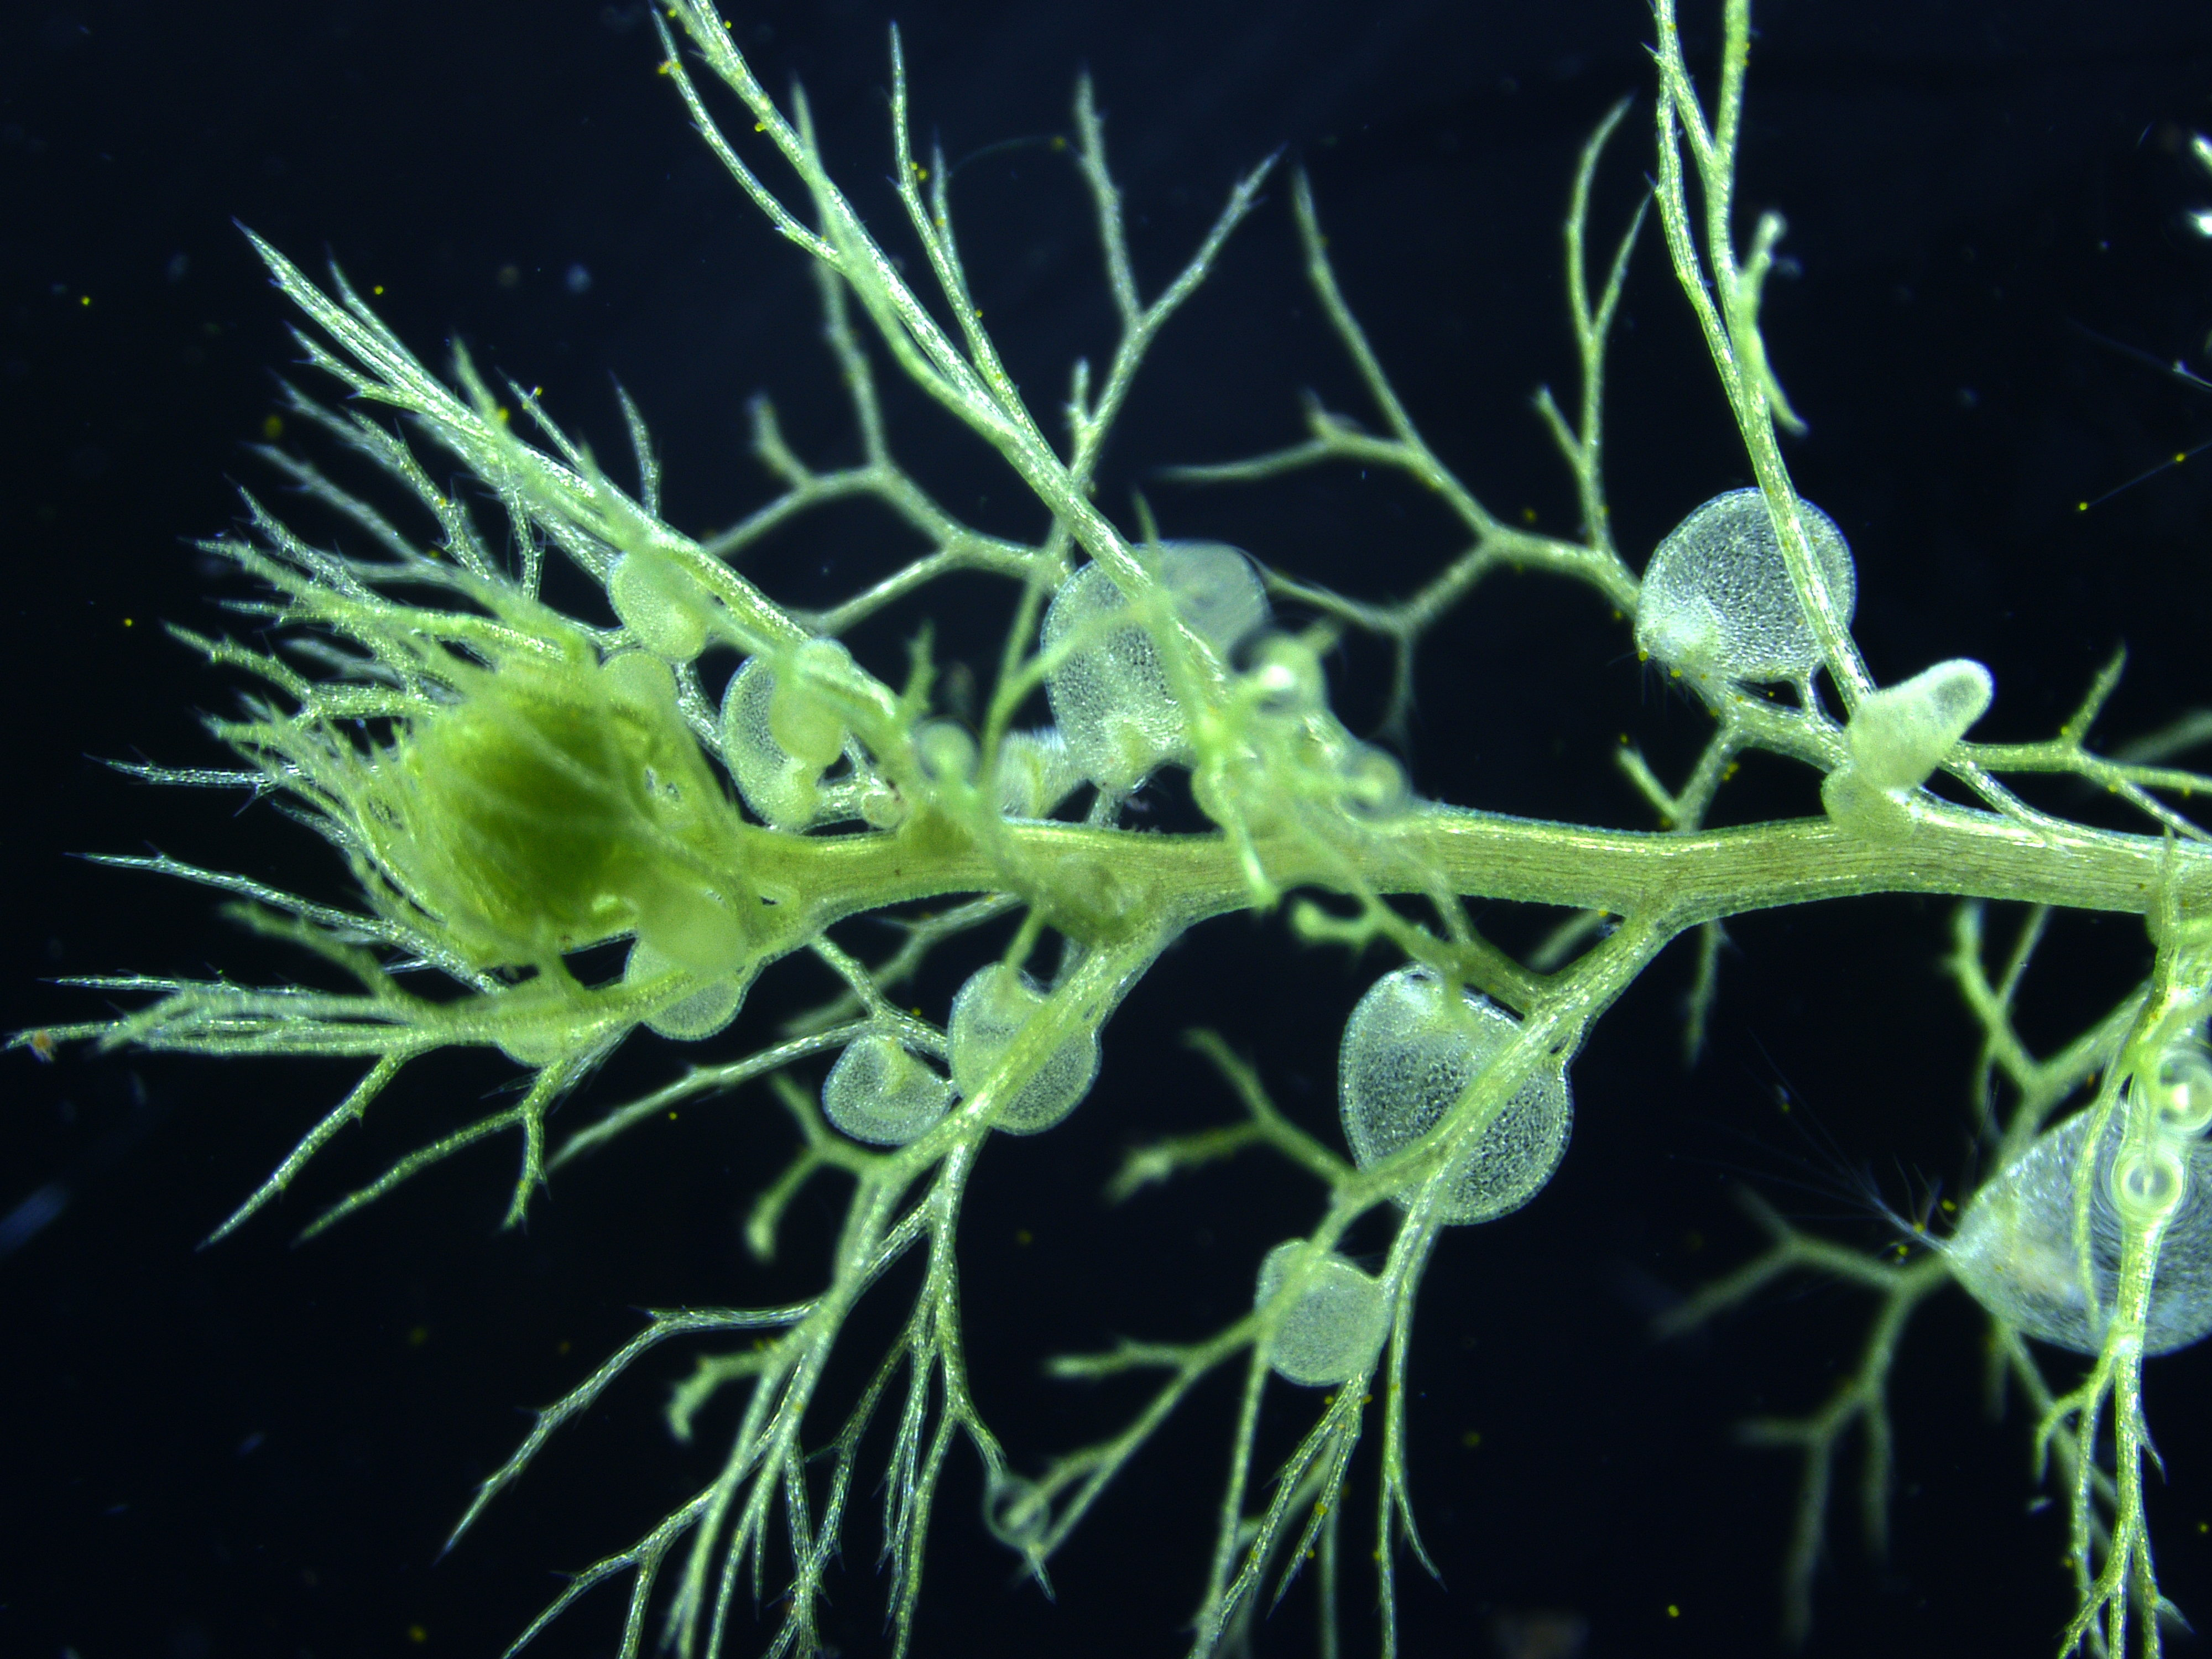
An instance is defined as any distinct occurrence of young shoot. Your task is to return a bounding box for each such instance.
[1823,658,1996,830]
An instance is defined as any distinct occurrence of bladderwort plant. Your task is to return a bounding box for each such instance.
[19,1,2212,1655]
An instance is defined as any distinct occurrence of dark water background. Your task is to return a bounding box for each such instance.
[7,2,2212,1655]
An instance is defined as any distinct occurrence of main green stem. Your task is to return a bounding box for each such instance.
[769,800,2197,943]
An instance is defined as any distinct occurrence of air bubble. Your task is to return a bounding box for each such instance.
[1245,633,1327,721]
[623,936,752,1040]
[1336,743,1410,822]
[992,726,1084,820]
[1636,488,1855,685]
[1339,966,1572,1224]
[609,551,712,662]
[947,962,1100,1135]
[1944,1107,2212,1355]
[721,657,823,830]
[916,720,979,785]
[822,1034,952,1146]
[1041,541,1270,791]
[2152,1042,2212,1134]
[1254,1240,1389,1386]
[766,638,854,769]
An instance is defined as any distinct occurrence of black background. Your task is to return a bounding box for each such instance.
[9,2,2212,1657]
